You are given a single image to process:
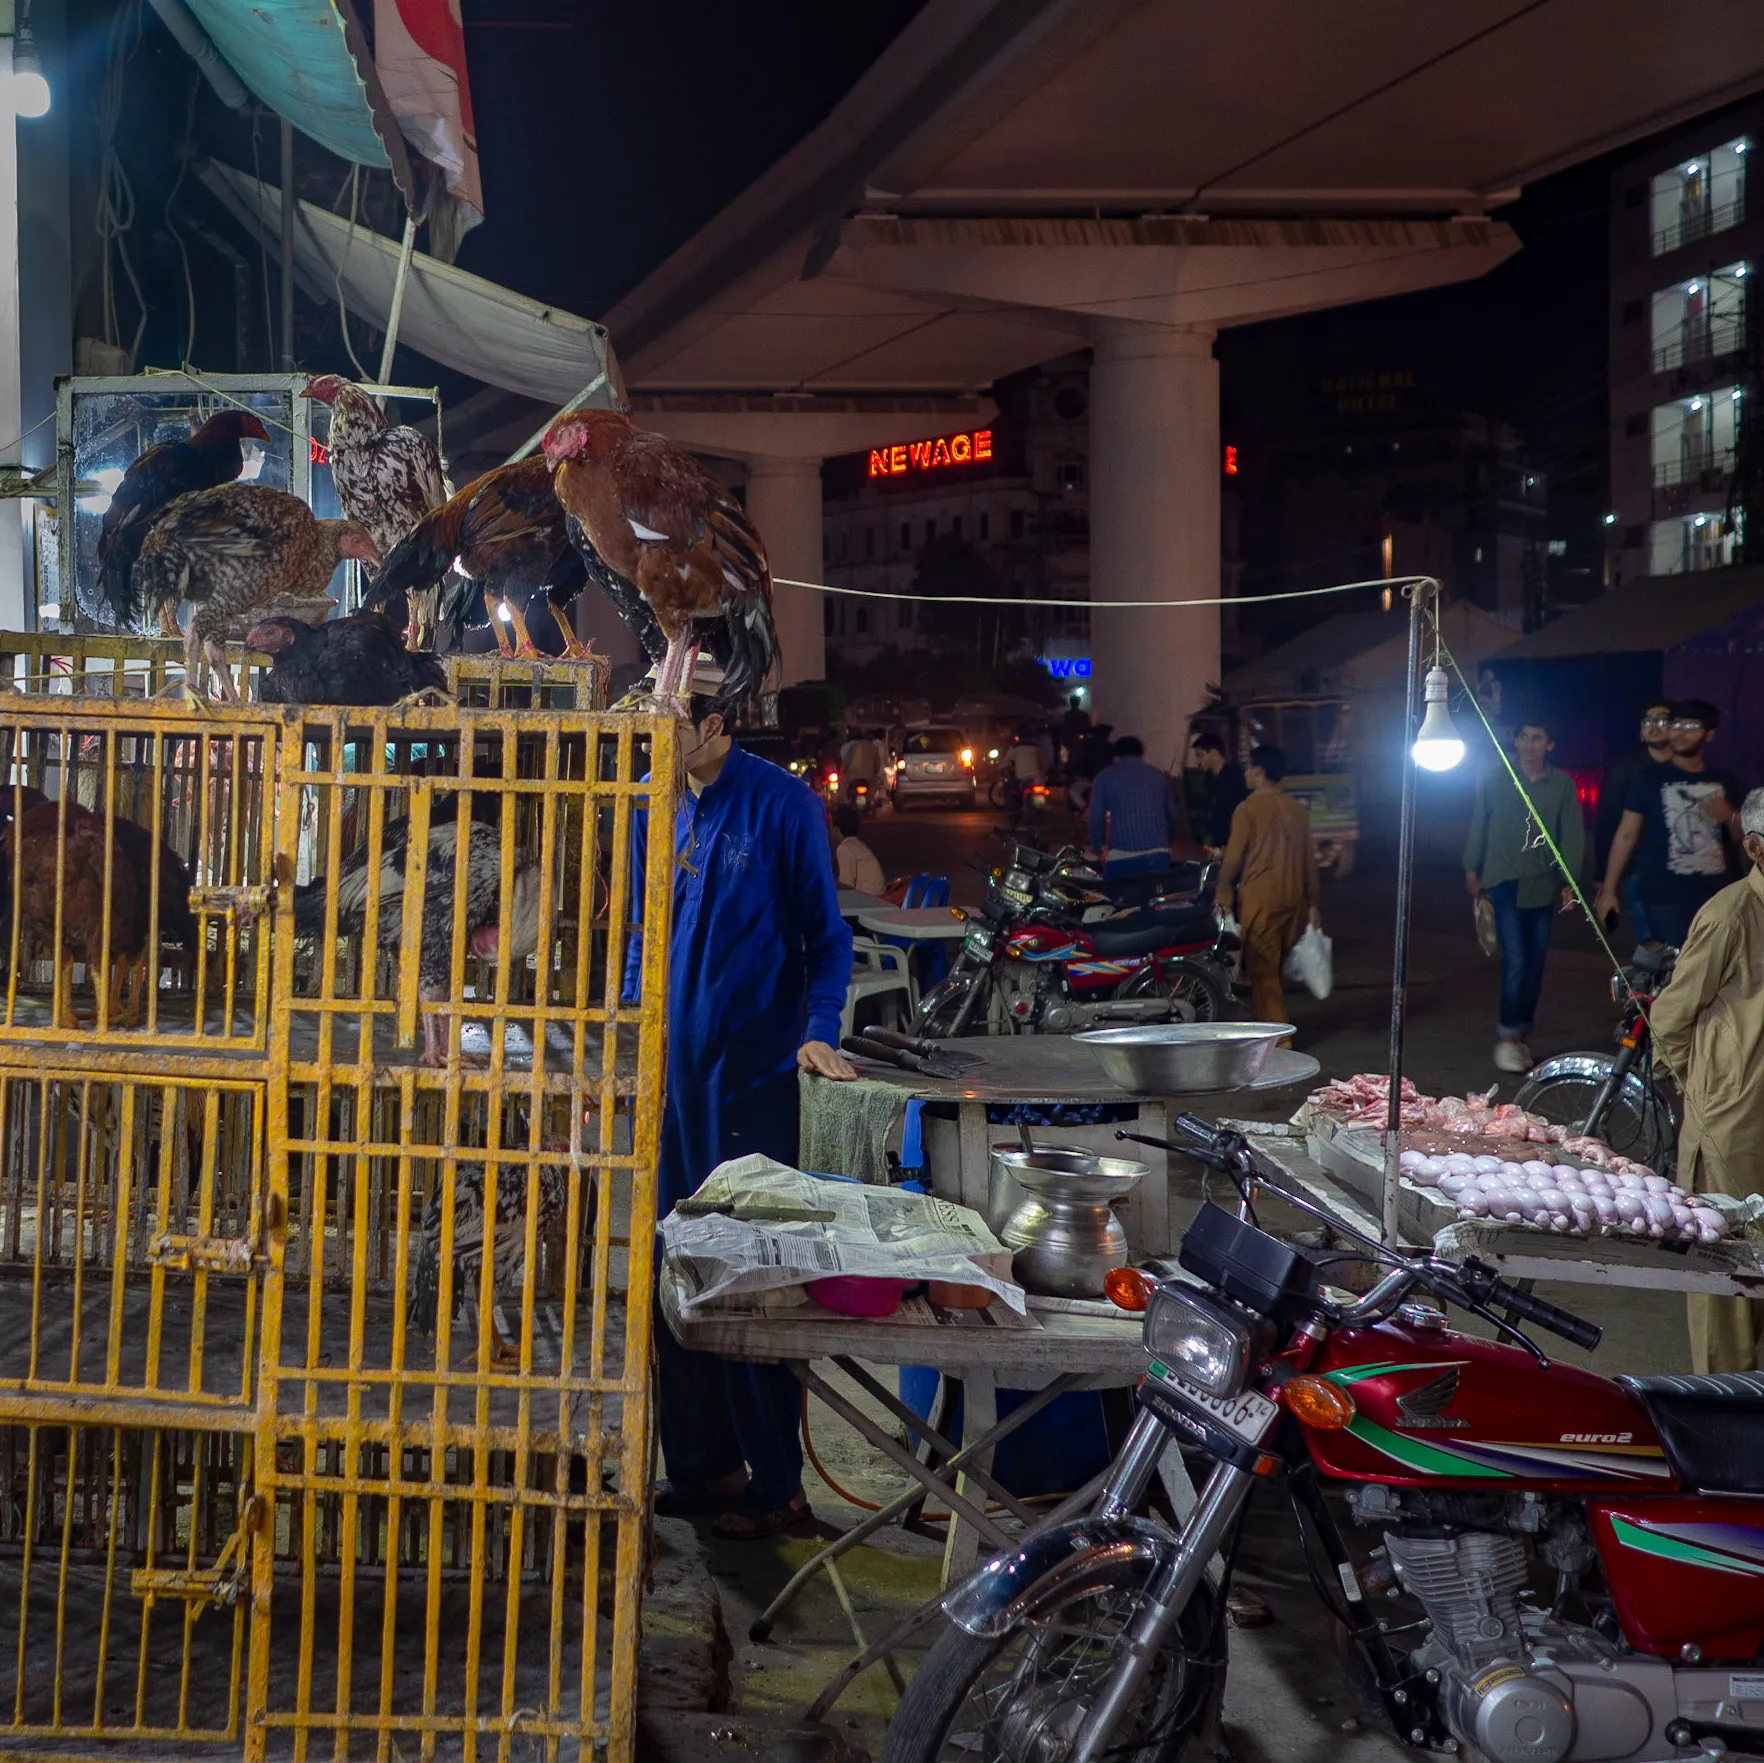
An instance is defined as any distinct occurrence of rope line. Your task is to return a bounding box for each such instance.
[1436,626,1728,1189]
[778,571,1431,611]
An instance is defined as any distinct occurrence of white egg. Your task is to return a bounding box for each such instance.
[1521,1160,1554,1179]
[1618,1172,1649,1191]
[1699,1223,1724,1244]
[1644,1175,1671,1195]
[1473,1156,1506,1174]
[1437,1173,1467,1197]
[1613,1190,1647,1222]
[1499,1161,1526,1181]
[1591,1195,1619,1224]
[1458,1195,1489,1218]
[1690,1207,1725,1238]
[1399,1149,1424,1169]
[1534,1187,1566,1212]
[1552,1164,1580,1182]
[1445,1153,1478,1172]
[1408,1160,1442,1188]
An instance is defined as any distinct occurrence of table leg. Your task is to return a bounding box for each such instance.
[957,1101,991,1218]
[941,1373,997,1585]
[1136,1098,1171,1258]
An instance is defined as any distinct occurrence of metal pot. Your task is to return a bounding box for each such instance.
[989,1149,1147,1298]
[1074,1021,1294,1093]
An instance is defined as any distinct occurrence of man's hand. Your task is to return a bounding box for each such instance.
[1464,870,1482,900]
[1593,885,1619,924]
[1699,788,1733,826]
[1308,906,1322,929]
[1215,891,1233,917]
[798,1040,857,1081]
[1560,885,1577,911]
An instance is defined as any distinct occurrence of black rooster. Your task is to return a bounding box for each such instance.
[408,1152,574,1364]
[248,613,449,707]
[292,795,542,1064]
[97,409,269,629]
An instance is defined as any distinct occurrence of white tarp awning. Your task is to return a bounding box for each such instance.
[198,159,621,407]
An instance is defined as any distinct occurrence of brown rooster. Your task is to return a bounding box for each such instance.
[97,409,269,631]
[360,457,612,658]
[0,786,200,1029]
[302,375,451,564]
[540,410,775,713]
[131,485,380,699]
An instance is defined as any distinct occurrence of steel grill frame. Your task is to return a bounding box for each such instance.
[0,681,674,1763]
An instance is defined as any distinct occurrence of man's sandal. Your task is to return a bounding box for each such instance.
[709,1495,813,1540]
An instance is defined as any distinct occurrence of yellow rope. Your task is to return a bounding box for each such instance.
[1436,623,1730,1191]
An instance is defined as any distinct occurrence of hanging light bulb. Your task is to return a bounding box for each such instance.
[1412,666,1464,772]
[9,25,49,119]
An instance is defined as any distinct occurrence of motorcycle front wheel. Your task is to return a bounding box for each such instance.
[1515,1054,1678,1175]
[881,1571,1223,1763]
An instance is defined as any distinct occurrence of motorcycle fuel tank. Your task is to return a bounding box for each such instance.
[1307,1323,1674,1491]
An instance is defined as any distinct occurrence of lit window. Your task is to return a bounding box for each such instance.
[1650,137,1749,255]
[1649,264,1746,371]
[1650,386,1741,486]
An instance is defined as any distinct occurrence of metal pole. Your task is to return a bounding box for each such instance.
[1384,579,1430,1246]
[376,213,419,386]
[279,116,295,370]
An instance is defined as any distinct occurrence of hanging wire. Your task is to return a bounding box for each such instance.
[94,0,148,362]
[1436,630,1730,1191]
[162,69,202,370]
[249,109,276,368]
[331,165,373,382]
[779,570,1432,611]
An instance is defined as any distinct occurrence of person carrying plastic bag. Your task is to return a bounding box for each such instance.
[1214,742,1320,1039]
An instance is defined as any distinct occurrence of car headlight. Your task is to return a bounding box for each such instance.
[1143,1285,1259,1398]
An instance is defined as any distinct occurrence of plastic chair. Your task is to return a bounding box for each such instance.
[842,935,914,1037]
[895,872,952,987]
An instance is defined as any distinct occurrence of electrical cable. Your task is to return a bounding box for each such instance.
[94,0,148,364]
[162,69,202,371]
[1435,624,1728,1189]
[332,166,374,383]
[250,111,276,368]
[779,571,1438,611]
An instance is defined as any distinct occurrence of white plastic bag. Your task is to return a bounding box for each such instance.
[1283,923,1334,1000]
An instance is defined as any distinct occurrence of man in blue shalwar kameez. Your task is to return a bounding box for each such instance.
[625,679,855,1538]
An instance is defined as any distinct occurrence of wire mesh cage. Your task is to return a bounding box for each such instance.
[445,650,611,713]
[0,696,678,1762]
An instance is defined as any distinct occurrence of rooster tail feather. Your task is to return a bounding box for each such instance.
[98,539,143,630]
[408,1217,441,1336]
[292,878,328,937]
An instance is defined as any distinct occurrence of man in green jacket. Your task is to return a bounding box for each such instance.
[1464,715,1586,1073]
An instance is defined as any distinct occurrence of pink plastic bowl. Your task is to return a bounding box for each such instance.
[806,1276,911,1318]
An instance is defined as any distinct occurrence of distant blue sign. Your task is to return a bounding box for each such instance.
[1045,657,1092,679]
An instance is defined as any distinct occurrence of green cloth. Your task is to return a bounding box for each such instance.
[1463,763,1586,909]
[798,1074,909,1185]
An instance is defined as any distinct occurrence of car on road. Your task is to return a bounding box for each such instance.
[891,724,975,809]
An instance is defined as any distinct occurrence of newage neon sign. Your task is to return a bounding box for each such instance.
[1046,658,1091,679]
[867,429,993,477]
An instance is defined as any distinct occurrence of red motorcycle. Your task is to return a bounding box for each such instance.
[916,848,1232,1036]
[886,1117,1764,1763]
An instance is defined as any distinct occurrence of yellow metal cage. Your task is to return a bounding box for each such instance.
[0,693,677,1763]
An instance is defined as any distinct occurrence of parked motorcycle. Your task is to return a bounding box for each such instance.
[916,839,1232,1036]
[886,1116,1756,1763]
[1517,943,1680,1175]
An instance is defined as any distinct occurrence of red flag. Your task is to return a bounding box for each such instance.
[374,0,483,229]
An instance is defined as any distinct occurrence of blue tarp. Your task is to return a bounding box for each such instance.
[181,0,408,187]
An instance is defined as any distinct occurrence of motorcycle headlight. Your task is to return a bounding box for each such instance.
[1143,1285,1258,1398]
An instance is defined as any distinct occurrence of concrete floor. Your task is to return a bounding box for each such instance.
[677,800,1701,1757]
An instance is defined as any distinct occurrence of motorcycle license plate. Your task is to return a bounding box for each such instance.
[964,929,994,957]
[1001,886,1032,908]
[1147,1360,1278,1443]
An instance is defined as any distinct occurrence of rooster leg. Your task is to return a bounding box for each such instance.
[53,957,82,1032]
[483,589,515,658]
[547,599,597,662]
[157,601,182,641]
[652,635,701,719]
[505,597,542,661]
[114,956,148,1029]
[206,637,241,703]
[488,1312,518,1367]
[181,621,208,698]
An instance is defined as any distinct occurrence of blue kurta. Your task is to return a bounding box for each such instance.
[625,742,852,1212]
[625,743,852,1511]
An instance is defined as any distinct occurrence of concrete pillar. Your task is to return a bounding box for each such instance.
[744,454,825,686]
[1087,320,1219,771]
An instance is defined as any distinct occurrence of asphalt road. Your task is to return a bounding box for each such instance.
[856,799,1619,1099]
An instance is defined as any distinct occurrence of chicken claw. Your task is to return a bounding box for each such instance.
[547,599,597,662]
[483,588,515,658]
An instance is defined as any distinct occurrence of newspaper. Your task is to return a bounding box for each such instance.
[660,1156,1027,1314]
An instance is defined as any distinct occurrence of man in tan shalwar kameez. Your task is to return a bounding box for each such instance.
[1650,786,1764,1373]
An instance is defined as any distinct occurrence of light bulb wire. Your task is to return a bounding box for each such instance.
[1434,626,1728,1192]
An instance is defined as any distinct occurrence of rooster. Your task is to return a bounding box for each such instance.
[249,612,449,707]
[361,458,610,659]
[0,787,199,1028]
[408,1150,574,1364]
[97,409,269,631]
[131,484,380,700]
[541,410,775,713]
[302,376,451,568]
[292,795,542,1064]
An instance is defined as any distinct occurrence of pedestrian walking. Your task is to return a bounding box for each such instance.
[1087,735,1178,876]
[1463,715,1585,1074]
[1190,732,1248,855]
[1214,744,1319,1031]
[1594,700,1674,941]
[1650,787,1764,1373]
[1594,699,1742,948]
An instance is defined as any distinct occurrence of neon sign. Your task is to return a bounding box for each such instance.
[1045,657,1091,679]
[868,429,992,478]
[1223,445,1238,475]
[310,437,331,466]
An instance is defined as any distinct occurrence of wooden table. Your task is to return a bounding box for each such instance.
[659,1262,1182,1605]
[824,1037,1319,1257]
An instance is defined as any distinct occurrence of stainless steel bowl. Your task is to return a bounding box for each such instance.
[988,1149,1148,1297]
[1073,1022,1295,1093]
[986,1143,1147,1233]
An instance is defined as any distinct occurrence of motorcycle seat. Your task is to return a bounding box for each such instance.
[1617,1373,1764,1494]
[1086,904,1217,957]
[1089,862,1208,905]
